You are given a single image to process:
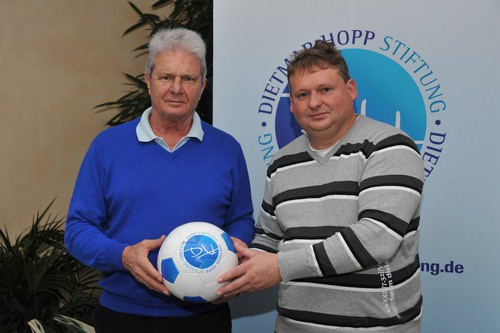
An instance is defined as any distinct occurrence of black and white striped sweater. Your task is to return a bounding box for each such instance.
[252,115,424,333]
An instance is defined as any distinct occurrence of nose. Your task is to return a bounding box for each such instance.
[308,91,321,109]
[170,76,184,94]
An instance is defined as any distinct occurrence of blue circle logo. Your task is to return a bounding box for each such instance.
[182,235,219,269]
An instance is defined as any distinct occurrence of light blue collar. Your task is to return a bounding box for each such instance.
[136,107,204,151]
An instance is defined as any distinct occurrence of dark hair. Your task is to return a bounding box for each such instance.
[287,40,350,83]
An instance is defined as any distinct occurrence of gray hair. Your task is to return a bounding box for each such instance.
[145,28,207,79]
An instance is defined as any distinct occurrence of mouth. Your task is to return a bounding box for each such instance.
[309,112,327,120]
[166,100,185,106]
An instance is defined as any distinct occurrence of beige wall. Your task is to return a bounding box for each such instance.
[0,1,158,237]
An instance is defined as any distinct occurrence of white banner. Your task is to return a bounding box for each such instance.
[214,0,500,331]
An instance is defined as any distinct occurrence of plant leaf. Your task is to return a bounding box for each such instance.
[54,315,95,333]
[27,319,46,333]
[0,201,100,332]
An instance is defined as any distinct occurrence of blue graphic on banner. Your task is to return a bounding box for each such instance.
[258,31,447,179]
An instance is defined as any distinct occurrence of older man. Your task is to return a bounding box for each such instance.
[65,28,254,333]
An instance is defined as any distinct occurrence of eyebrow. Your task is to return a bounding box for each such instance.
[155,71,199,77]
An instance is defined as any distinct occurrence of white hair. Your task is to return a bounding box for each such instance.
[145,28,207,79]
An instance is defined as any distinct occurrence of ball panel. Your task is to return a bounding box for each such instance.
[165,282,181,299]
[173,272,205,297]
[221,232,236,253]
[157,232,182,268]
[201,280,226,302]
[160,258,179,284]
[183,296,208,303]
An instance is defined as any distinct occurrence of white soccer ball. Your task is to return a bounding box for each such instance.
[157,222,238,303]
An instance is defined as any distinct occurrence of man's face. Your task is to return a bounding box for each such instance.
[145,48,206,124]
[289,66,358,148]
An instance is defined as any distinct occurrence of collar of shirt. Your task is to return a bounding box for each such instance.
[136,107,204,152]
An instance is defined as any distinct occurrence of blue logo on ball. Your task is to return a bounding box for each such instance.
[183,235,219,269]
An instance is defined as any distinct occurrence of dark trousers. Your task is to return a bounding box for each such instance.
[94,304,232,333]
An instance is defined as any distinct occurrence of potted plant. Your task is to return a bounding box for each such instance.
[0,200,99,333]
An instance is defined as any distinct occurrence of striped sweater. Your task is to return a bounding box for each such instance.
[252,115,424,332]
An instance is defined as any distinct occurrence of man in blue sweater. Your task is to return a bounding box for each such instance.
[65,28,255,333]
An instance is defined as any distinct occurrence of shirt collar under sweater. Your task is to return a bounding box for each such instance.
[136,107,204,152]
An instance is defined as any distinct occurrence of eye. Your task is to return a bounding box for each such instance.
[183,76,196,83]
[321,87,332,94]
[294,92,309,100]
[159,75,172,81]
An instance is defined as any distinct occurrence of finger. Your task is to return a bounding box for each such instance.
[148,277,171,295]
[145,260,165,283]
[217,280,247,298]
[234,242,254,258]
[217,270,251,295]
[126,252,165,286]
[221,290,243,299]
[217,262,247,283]
[146,235,166,250]
[212,291,241,304]
[210,294,234,304]
[230,237,247,249]
[133,265,170,295]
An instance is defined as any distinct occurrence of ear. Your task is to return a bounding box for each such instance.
[144,71,151,93]
[346,79,358,101]
[201,78,207,92]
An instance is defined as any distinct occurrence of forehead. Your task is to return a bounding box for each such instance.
[289,66,342,88]
[153,48,202,75]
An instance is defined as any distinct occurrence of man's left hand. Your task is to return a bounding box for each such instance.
[216,242,282,299]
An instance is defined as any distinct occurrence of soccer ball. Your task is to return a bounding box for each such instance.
[157,222,238,303]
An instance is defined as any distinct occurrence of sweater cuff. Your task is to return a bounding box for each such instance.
[99,241,128,272]
[278,245,322,282]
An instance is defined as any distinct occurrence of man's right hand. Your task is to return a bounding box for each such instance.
[122,235,170,295]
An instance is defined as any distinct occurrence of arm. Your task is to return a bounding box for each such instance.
[219,133,424,293]
[64,141,169,294]
[64,142,127,273]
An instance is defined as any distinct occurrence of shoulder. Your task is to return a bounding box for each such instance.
[273,135,308,160]
[347,115,418,151]
[354,115,408,142]
[266,135,310,176]
[94,118,138,141]
[90,118,139,151]
[201,121,242,152]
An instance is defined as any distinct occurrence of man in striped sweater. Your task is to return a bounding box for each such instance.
[218,40,424,332]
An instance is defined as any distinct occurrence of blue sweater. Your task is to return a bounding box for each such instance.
[65,118,255,317]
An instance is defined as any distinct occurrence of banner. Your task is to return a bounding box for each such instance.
[214,1,500,331]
